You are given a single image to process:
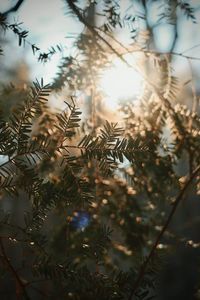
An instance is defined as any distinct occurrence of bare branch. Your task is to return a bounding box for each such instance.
[0,237,30,300]
[128,164,200,300]
[3,0,24,16]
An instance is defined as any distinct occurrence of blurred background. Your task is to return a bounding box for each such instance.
[0,1,200,299]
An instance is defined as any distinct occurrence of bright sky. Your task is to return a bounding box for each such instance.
[1,0,200,94]
[0,0,83,83]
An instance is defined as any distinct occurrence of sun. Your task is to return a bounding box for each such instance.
[99,54,144,110]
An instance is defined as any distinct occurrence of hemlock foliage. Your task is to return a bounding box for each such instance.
[0,1,200,299]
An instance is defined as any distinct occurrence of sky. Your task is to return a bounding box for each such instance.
[1,0,200,88]
[0,0,83,83]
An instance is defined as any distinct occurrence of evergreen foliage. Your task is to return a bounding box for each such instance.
[0,1,200,299]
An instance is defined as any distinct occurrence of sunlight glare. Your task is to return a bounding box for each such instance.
[100,55,143,110]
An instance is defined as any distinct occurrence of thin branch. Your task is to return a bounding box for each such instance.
[66,0,132,66]
[60,144,147,154]
[0,14,62,62]
[65,0,195,142]
[0,237,30,300]
[1,222,50,259]
[2,0,24,16]
[95,16,200,60]
[128,164,200,300]
[96,24,200,61]
[66,0,186,139]
[0,149,46,177]
[133,48,200,61]
[140,49,200,61]
[188,59,198,114]
[188,59,197,175]
[182,43,200,54]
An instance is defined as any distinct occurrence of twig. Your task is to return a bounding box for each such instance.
[128,164,200,300]
[66,0,132,66]
[2,0,24,16]
[1,223,49,258]
[132,49,200,61]
[0,14,62,62]
[0,237,30,300]
[95,3,200,61]
[182,43,200,54]
[187,59,197,175]
[188,59,198,114]
[66,0,186,140]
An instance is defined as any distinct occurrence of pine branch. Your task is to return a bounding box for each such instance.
[1,222,49,258]
[177,0,196,23]
[0,14,62,62]
[128,164,200,300]
[66,1,186,140]
[66,1,200,61]
[11,80,51,150]
[55,102,81,140]
[66,0,131,64]
[64,0,200,146]
[120,45,200,61]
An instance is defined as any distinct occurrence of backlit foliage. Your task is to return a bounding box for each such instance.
[0,1,200,299]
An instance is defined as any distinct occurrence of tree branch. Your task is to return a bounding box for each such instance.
[3,0,24,16]
[66,0,131,66]
[128,164,200,300]
[66,0,186,140]
[0,237,30,300]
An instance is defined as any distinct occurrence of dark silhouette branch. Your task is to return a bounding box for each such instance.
[66,0,131,66]
[3,0,24,16]
[128,164,200,300]
[0,237,30,300]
